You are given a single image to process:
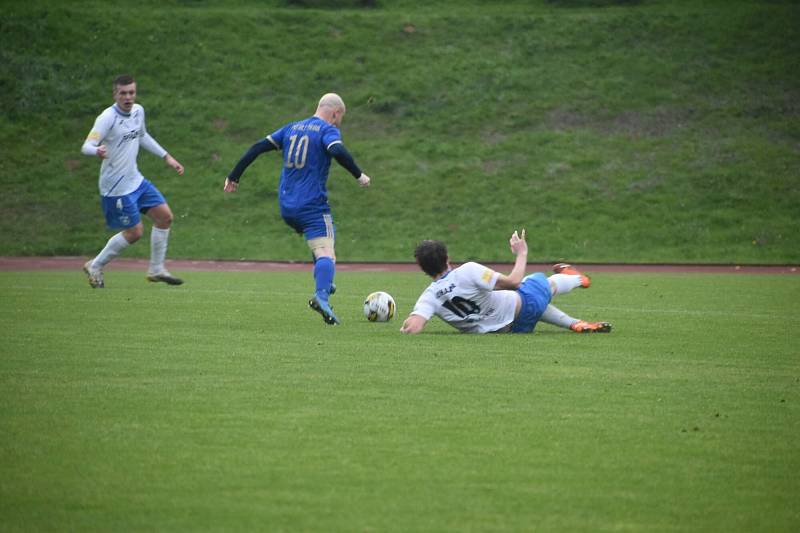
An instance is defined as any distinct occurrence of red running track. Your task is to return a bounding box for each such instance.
[0,257,797,274]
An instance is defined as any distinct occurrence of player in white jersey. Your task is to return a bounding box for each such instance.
[401,230,612,335]
[80,75,185,288]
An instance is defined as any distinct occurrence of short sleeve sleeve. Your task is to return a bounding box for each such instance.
[462,262,499,290]
[410,290,438,320]
[321,123,342,151]
[267,124,289,149]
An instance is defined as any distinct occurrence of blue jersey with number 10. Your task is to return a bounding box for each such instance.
[267,116,343,213]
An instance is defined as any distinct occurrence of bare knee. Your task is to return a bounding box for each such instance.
[156,212,173,229]
[122,224,144,243]
[313,247,336,262]
[148,204,174,229]
[308,237,336,262]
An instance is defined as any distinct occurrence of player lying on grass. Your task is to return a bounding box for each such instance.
[400,230,612,335]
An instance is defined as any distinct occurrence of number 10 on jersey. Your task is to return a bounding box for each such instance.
[285,134,309,169]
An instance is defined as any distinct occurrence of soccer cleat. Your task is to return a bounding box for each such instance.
[309,296,340,325]
[147,271,184,285]
[552,263,591,288]
[570,321,612,333]
[83,260,105,288]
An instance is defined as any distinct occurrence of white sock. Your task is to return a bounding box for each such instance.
[549,274,582,296]
[540,304,579,329]
[149,227,170,274]
[92,232,130,269]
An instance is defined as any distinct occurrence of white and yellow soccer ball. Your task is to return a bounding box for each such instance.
[363,291,396,322]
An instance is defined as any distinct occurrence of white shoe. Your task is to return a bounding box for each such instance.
[83,261,104,288]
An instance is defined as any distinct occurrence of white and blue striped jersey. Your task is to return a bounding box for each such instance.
[81,103,167,196]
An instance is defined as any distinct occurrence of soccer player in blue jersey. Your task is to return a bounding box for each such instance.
[81,74,185,288]
[224,93,372,325]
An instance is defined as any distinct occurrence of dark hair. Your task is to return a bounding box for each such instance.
[414,240,449,277]
[113,74,135,89]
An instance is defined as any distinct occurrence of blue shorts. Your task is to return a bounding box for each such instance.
[100,179,166,229]
[511,273,553,333]
[281,207,336,242]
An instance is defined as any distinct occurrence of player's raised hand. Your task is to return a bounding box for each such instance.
[357,173,371,188]
[509,229,528,256]
[165,154,184,175]
[223,178,239,193]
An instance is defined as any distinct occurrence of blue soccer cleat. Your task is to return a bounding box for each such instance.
[309,295,340,325]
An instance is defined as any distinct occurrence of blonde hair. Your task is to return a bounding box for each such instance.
[317,93,346,113]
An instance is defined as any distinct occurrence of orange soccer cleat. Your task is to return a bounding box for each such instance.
[552,263,591,288]
[570,321,612,333]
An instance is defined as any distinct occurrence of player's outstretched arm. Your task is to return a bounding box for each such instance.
[400,314,428,334]
[225,139,276,190]
[494,229,528,290]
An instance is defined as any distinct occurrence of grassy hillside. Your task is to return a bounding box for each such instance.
[1,0,798,263]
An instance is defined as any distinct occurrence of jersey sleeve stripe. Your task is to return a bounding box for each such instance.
[266,135,280,149]
[326,140,343,150]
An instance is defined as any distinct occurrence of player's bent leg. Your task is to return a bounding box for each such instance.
[539,304,578,329]
[552,263,591,289]
[88,188,150,288]
[308,240,336,262]
[145,203,174,229]
[143,203,182,285]
[84,230,136,288]
[121,222,144,243]
[307,241,338,325]
[310,257,337,324]
[310,239,337,296]
[307,251,336,295]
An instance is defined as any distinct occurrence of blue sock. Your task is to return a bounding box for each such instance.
[314,257,335,301]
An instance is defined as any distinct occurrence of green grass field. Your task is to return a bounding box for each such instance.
[1,270,798,531]
[2,0,799,529]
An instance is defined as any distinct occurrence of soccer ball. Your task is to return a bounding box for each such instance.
[363,291,396,322]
